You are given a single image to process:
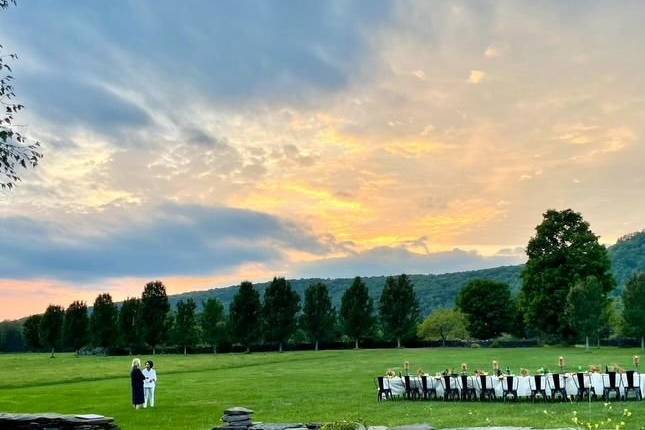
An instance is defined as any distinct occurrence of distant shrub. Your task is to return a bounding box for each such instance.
[491,336,540,348]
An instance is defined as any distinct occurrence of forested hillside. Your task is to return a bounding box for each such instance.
[609,230,645,287]
[170,230,645,318]
[170,265,524,317]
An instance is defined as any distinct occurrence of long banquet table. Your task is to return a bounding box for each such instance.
[381,373,645,399]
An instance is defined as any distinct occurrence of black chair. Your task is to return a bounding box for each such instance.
[403,375,420,400]
[602,372,621,401]
[623,371,642,400]
[529,375,548,401]
[502,376,519,401]
[420,375,437,400]
[440,375,459,401]
[376,376,393,401]
[547,373,567,401]
[457,375,477,400]
[476,375,496,401]
[572,373,596,401]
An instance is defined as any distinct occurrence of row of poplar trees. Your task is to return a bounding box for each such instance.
[24,275,421,355]
[23,281,172,356]
[228,274,419,352]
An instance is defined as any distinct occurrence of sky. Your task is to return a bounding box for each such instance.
[1,1,645,320]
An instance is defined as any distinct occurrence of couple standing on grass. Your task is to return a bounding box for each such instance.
[130,358,157,409]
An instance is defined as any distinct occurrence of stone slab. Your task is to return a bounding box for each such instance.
[221,422,253,427]
[441,428,576,430]
[225,407,255,415]
[250,424,306,430]
[390,424,435,430]
[223,415,253,422]
[0,412,118,429]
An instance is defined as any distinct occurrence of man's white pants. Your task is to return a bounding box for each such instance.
[144,387,155,408]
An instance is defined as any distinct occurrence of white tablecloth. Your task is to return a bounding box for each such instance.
[381,373,645,399]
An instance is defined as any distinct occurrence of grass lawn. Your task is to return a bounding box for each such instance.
[0,347,644,429]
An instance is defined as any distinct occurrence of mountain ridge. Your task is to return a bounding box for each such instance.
[168,230,645,317]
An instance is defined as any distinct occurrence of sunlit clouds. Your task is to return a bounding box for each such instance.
[2,1,645,318]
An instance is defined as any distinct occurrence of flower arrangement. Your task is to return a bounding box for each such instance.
[403,361,410,376]
[461,362,468,373]
[520,368,530,377]
[588,364,601,373]
[416,368,425,376]
[536,367,549,375]
[385,368,396,378]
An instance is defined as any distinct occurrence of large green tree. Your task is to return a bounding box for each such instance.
[0,0,42,189]
[565,276,606,351]
[63,301,89,354]
[229,281,262,352]
[417,308,469,346]
[118,297,141,354]
[201,298,226,353]
[340,276,375,349]
[23,314,42,351]
[456,279,512,339]
[623,273,645,350]
[141,280,171,355]
[91,293,118,351]
[379,274,420,347]
[300,282,336,351]
[263,277,300,352]
[173,299,200,355]
[520,209,614,341]
[40,305,64,357]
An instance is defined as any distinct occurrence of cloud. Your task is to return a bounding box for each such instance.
[467,70,485,84]
[293,246,525,279]
[0,204,332,282]
[484,45,502,58]
[0,0,394,107]
[19,74,151,134]
[3,0,645,319]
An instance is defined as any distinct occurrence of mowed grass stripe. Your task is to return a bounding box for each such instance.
[0,351,340,389]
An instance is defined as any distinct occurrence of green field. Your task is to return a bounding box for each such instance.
[0,348,644,429]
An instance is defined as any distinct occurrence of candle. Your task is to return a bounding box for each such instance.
[634,355,640,368]
[559,356,565,370]
[492,360,499,370]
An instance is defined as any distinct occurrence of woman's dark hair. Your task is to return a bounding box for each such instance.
[146,360,154,368]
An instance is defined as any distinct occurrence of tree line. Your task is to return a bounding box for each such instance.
[15,275,421,355]
[4,208,645,354]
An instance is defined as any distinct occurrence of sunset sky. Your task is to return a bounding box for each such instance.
[2,1,645,320]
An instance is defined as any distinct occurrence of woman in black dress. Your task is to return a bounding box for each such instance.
[131,358,145,409]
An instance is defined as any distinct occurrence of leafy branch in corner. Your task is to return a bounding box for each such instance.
[0,0,42,190]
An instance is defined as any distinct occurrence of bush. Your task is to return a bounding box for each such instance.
[321,421,364,430]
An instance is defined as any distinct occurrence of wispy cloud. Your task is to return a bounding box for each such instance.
[2,1,645,318]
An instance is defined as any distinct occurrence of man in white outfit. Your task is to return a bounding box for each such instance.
[142,360,157,408]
